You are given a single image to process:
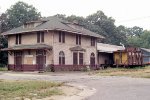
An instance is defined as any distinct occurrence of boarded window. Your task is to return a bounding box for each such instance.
[79,53,83,65]
[59,51,65,65]
[73,52,78,65]
[90,53,95,65]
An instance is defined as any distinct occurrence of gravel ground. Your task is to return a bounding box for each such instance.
[0,72,150,100]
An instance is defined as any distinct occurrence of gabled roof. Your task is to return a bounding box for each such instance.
[70,46,86,51]
[97,43,125,53]
[1,16,103,38]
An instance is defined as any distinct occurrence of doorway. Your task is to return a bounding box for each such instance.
[36,50,46,70]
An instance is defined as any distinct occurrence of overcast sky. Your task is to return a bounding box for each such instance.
[0,0,150,30]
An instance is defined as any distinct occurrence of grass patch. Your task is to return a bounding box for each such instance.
[0,80,64,100]
[0,67,7,71]
[93,66,150,78]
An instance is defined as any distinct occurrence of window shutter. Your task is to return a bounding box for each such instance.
[59,57,61,64]
[91,37,92,46]
[79,35,81,45]
[76,35,78,45]
[59,32,61,42]
[41,32,44,42]
[19,34,21,44]
[62,32,65,43]
[79,53,83,65]
[16,34,18,44]
[62,57,65,64]
[93,37,95,46]
[73,52,78,65]
[91,37,95,46]
[37,32,40,43]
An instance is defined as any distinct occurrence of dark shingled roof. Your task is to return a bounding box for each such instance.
[1,16,103,38]
[1,44,52,51]
[70,46,86,51]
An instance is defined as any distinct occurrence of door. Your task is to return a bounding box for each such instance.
[36,50,46,71]
[14,51,22,71]
[90,53,95,66]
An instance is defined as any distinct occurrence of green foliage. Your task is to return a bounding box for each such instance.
[94,66,150,78]
[0,36,8,65]
[5,1,41,30]
[139,30,150,48]
[127,26,143,37]
[0,1,41,65]
[55,10,127,45]
[0,80,63,99]
[0,67,7,71]
[127,30,150,48]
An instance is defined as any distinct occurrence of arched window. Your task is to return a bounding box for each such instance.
[90,53,95,65]
[59,51,65,65]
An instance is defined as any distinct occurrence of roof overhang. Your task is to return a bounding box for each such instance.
[70,46,86,52]
[98,50,113,53]
[97,43,125,53]
[1,44,52,51]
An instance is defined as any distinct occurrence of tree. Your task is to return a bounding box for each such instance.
[54,14,66,20]
[0,35,8,65]
[140,30,150,48]
[5,1,41,30]
[0,1,41,66]
[127,30,150,48]
[86,11,125,45]
[0,13,7,32]
[55,11,127,45]
[127,26,143,37]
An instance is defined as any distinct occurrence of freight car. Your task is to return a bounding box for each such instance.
[114,47,143,67]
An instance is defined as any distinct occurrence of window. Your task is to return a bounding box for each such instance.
[37,31,44,43]
[90,53,95,65]
[59,51,65,65]
[59,31,65,43]
[16,34,21,45]
[79,53,83,65]
[73,52,78,65]
[91,37,95,46]
[76,34,81,45]
[73,52,84,65]
[24,23,35,28]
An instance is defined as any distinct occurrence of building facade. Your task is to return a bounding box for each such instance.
[2,17,103,71]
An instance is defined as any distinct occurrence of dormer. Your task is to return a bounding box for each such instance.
[69,23,83,30]
[62,20,83,30]
[23,20,46,28]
